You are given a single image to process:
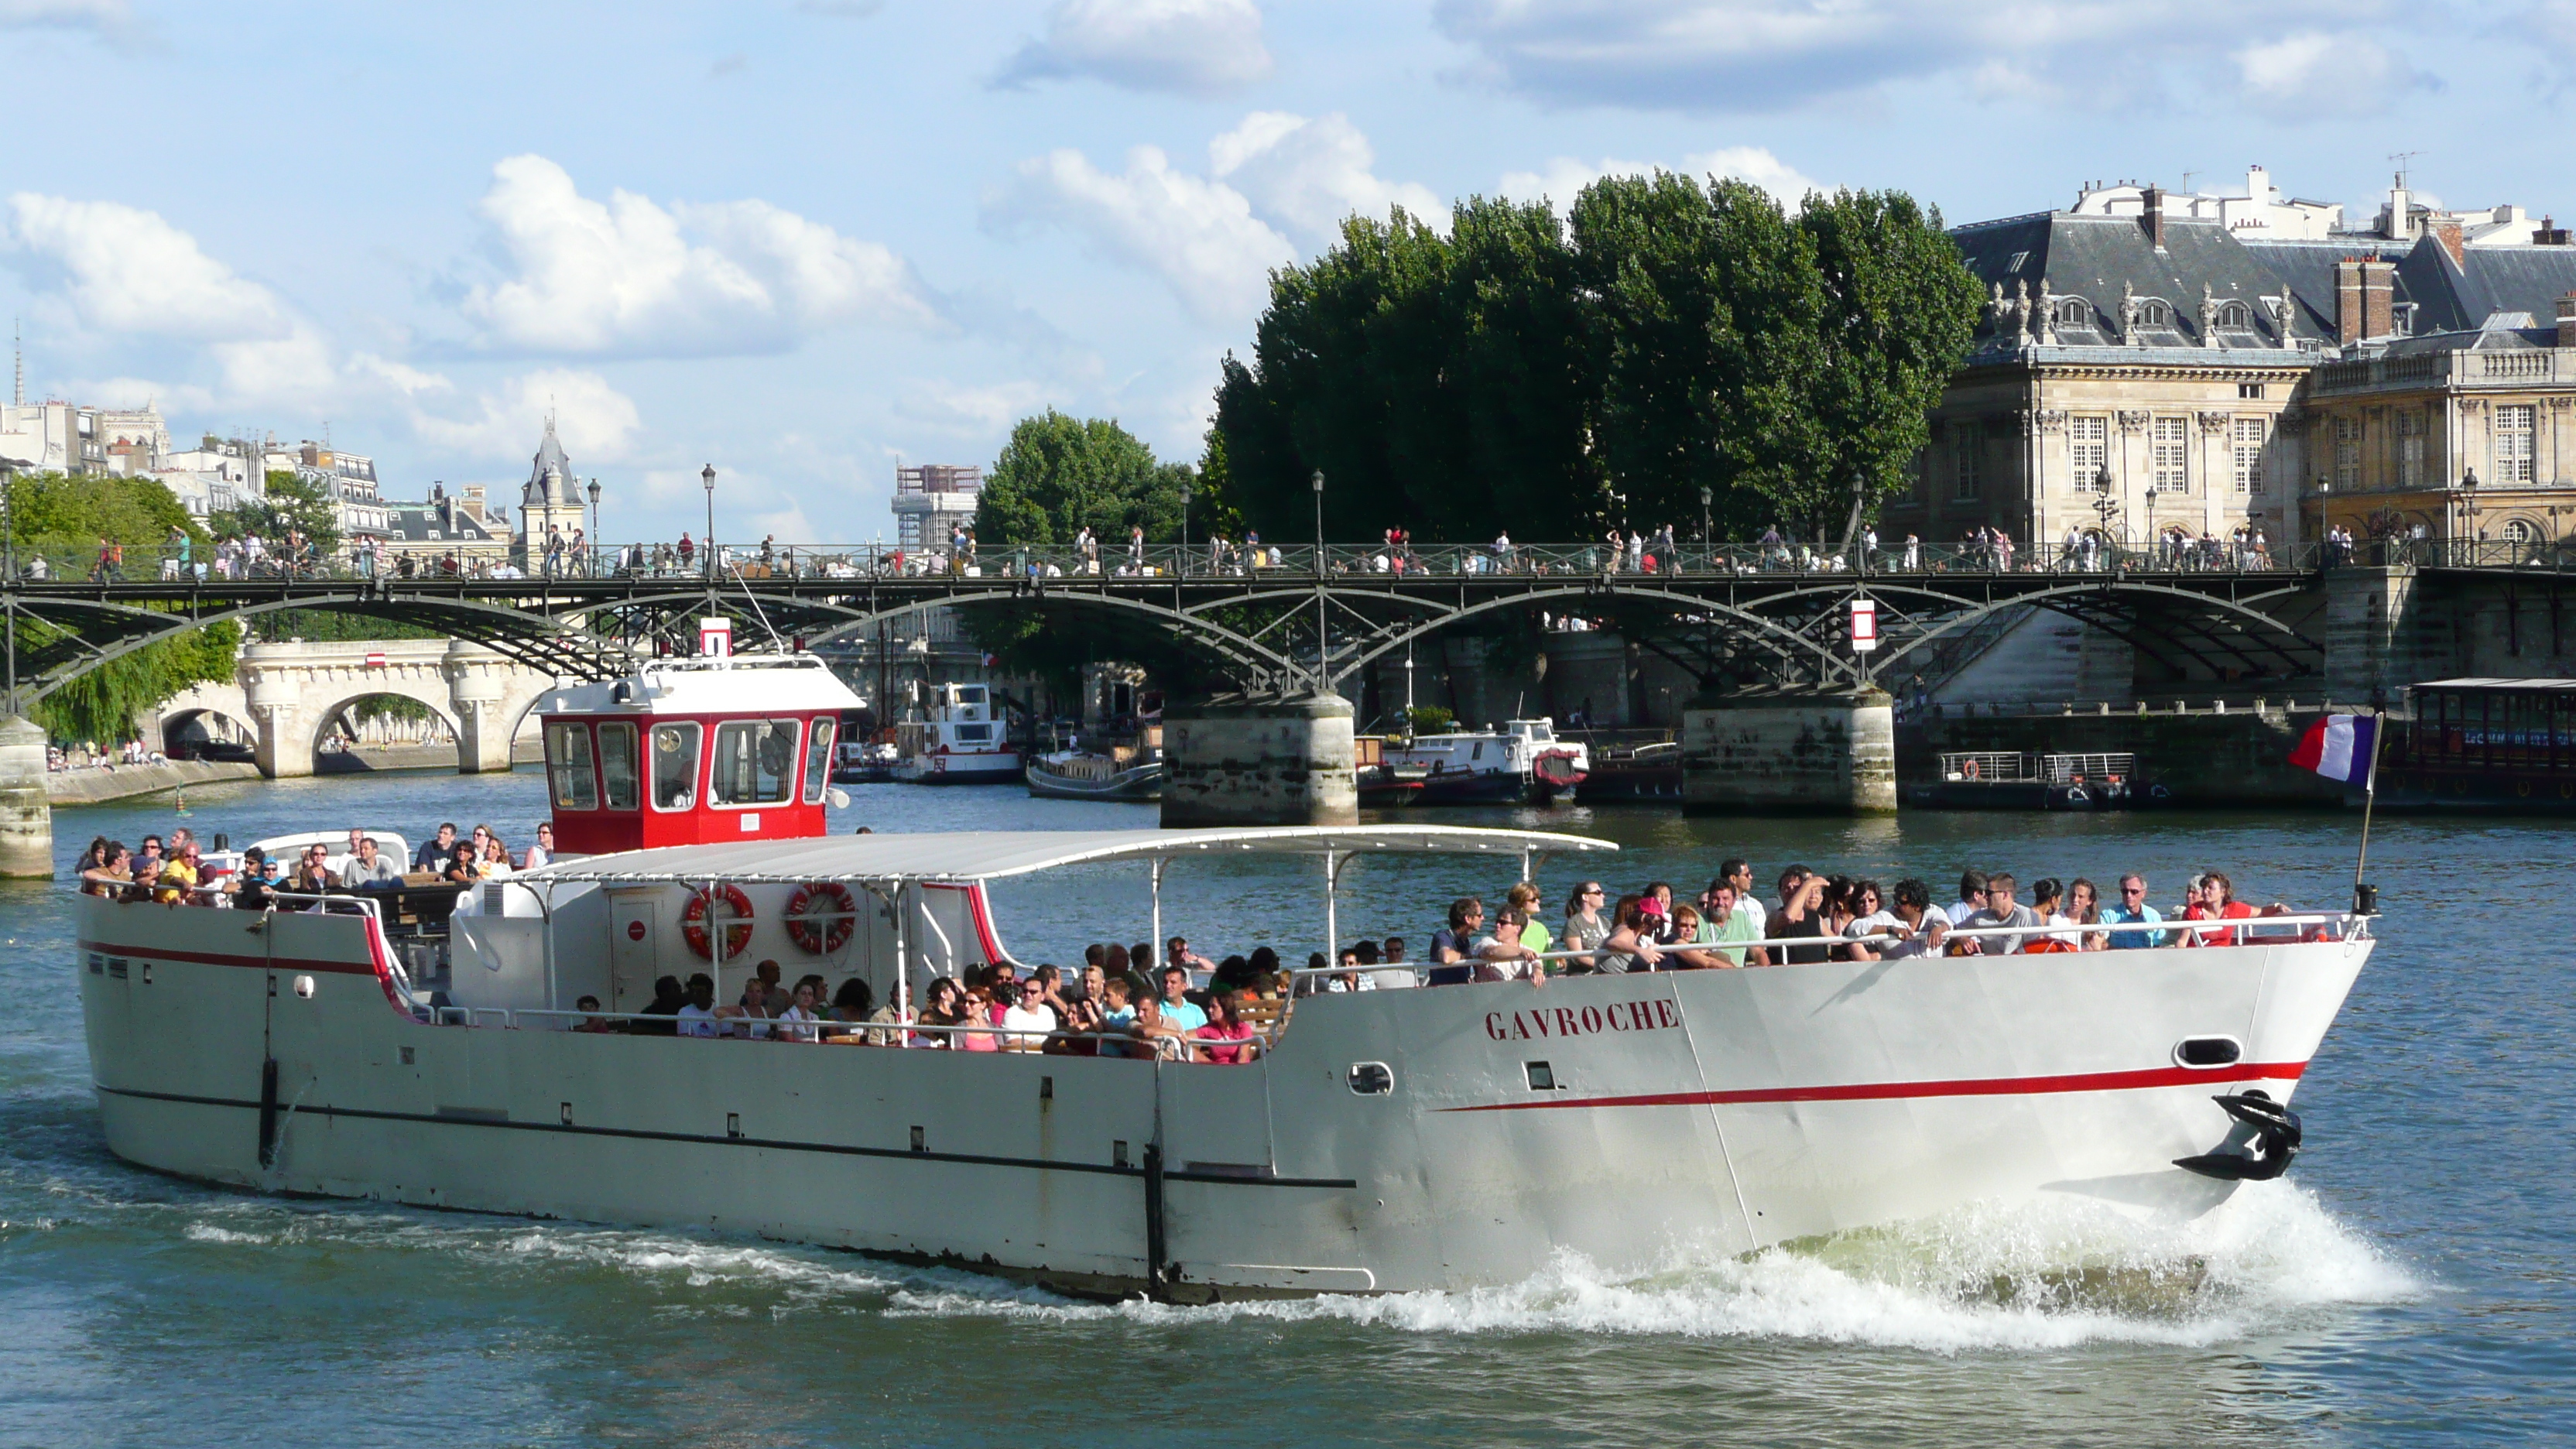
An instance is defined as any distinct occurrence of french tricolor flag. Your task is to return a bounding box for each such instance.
[2289,713,2380,786]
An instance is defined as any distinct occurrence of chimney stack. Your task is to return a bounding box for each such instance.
[2558,292,2576,349]
[2334,259,2397,346]
[2141,185,2167,250]
[2430,218,2465,266]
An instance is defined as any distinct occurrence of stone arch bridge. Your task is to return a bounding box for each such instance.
[159,639,557,779]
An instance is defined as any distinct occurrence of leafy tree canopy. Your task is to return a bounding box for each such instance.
[211,470,341,556]
[0,471,238,742]
[1213,178,1979,543]
[974,412,1190,550]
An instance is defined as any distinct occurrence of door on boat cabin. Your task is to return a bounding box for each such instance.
[608,894,659,1013]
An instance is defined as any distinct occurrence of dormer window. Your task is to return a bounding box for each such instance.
[2139,300,2172,327]
[2054,297,2091,327]
[2216,301,2252,329]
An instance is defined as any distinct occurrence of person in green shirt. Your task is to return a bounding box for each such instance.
[1693,882,1767,968]
[1506,882,1553,958]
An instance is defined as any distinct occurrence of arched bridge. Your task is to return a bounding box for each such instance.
[0,539,2347,704]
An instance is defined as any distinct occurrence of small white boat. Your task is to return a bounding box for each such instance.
[1386,718,1590,805]
[893,682,1020,785]
[1026,748,1163,801]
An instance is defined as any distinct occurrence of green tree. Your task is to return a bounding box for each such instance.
[974,412,1189,549]
[0,471,238,742]
[210,470,342,557]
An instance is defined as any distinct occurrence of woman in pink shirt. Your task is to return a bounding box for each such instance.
[1190,991,1258,1065]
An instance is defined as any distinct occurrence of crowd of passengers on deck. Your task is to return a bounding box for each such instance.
[75,820,554,908]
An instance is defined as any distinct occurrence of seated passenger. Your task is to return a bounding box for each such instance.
[1094,976,1137,1055]
[774,981,823,1042]
[2186,870,2256,946]
[957,979,1001,1051]
[1591,896,1666,973]
[1560,881,1612,972]
[829,978,875,1026]
[1191,990,1257,1064]
[1965,873,2038,954]
[232,848,278,911]
[638,975,687,1036]
[1771,870,1832,964]
[159,844,201,905]
[1126,992,1190,1061]
[82,841,132,899]
[1504,883,1554,959]
[1657,904,1725,968]
[1696,883,1767,967]
[573,995,616,1033]
[912,977,967,1048]
[999,980,1056,1052]
[440,841,478,887]
[1864,879,1948,959]
[340,836,402,889]
[717,980,774,1039]
[1156,965,1207,1033]
[478,838,513,880]
[1470,907,1547,985]
[290,843,338,894]
[2102,874,2163,949]
[677,974,720,1036]
[1427,898,1485,986]
[413,823,459,874]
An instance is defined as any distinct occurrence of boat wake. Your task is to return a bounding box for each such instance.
[130,1180,2417,1355]
[886,1183,2420,1352]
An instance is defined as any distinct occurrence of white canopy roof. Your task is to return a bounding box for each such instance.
[530,824,1614,886]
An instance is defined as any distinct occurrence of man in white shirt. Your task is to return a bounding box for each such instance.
[677,975,721,1037]
[1470,907,1547,985]
[999,981,1057,1051]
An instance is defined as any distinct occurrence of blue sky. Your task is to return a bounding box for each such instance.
[3,0,2570,543]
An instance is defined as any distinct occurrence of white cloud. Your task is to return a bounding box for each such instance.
[995,0,1273,97]
[405,368,642,463]
[985,146,1295,323]
[897,379,1060,436]
[6,194,289,341]
[0,0,128,32]
[461,154,940,358]
[1432,0,2392,111]
[1498,145,1823,210]
[1210,112,1444,242]
[2234,30,2427,116]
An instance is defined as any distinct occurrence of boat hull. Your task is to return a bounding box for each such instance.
[892,752,1023,785]
[78,897,2369,1299]
[1026,762,1163,801]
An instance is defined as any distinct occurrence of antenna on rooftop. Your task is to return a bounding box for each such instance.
[2389,150,2420,187]
[12,317,21,407]
[2180,170,2197,195]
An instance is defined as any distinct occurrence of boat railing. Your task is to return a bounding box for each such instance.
[1280,912,2367,982]
[417,1007,1269,1060]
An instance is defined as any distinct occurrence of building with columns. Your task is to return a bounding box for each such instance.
[1893,170,2576,556]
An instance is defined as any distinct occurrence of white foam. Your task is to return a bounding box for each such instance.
[182,1223,269,1245]
[886,1183,2422,1354]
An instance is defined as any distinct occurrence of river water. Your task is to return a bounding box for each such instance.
[4,770,2567,1446]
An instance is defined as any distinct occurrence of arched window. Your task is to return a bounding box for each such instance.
[2216,300,2252,329]
[2138,299,2172,327]
[2054,297,2091,327]
[2504,519,2539,545]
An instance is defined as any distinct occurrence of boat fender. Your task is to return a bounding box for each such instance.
[783,882,858,954]
[2172,1090,2302,1181]
[682,883,757,961]
[2064,786,2090,805]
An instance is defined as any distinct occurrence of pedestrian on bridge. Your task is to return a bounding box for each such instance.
[678,533,695,574]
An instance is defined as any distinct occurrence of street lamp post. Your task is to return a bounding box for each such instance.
[2143,485,2161,565]
[701,464,718,600]
[2091,488,2120,571]
[1699,485,1713,570]
[2457,467,2482,564]
[586,478,601,576]
[1178,465,1192,578]
[1310,469,1327,692]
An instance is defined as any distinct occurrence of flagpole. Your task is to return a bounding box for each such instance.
[2352,709,2386,916]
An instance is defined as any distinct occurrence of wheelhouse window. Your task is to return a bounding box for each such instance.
[803,717,835,804]
[710,718,802,807]
[598,721,639,811]
[650,722,702,811]
[546,722,598,810]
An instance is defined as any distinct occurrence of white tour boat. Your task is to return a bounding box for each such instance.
[77,653,2372,1301]
[1387,718,1590,806]
[893,682,1021,785]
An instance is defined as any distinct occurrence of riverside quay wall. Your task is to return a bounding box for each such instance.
[1896,702,2348,807]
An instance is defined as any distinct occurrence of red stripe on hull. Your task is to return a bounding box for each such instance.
[1439,1060,2308,1112]
[77,938,379,975]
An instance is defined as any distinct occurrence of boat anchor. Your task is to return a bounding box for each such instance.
[2173,1090,2301,1181]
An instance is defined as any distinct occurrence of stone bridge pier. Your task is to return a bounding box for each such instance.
[176,639,558,779]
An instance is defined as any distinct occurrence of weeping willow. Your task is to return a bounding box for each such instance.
[26,617,241,746]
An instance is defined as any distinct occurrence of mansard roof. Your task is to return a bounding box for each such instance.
[1951,213,2303,357]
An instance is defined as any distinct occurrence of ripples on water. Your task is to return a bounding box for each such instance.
[3,769,2568,1445]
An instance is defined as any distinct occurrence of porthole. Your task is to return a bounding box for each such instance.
[1348,1061,1393,1095]
[2174,1035,2243,1068]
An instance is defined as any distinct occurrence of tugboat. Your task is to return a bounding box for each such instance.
[1386,718,1589,806]
[1026,729,1163,803]
[893,681,1022,785]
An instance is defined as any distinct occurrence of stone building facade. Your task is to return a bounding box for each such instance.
[1896,183,2576,557]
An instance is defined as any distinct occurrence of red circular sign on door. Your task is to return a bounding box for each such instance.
[627,920,648,940]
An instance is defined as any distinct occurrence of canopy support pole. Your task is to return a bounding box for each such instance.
[892,882,910,1027]
[1323,851,1345,966]
[1150,857,1166,971]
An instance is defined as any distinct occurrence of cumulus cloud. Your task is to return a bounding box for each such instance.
[6,194,290,341]
[403,367,643,463]
[985,146,1296,323]
[460,154,941,358]
[2234,30,2429,115]
[1210,112,1444,242]
[995,0,1273,97]
[896,379,1061,436]
[1432,0,2396,111]
[0,0,129,32]
[1498,145,1824,210]
[986,112,1442,319]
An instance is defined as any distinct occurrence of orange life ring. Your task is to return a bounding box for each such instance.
[1961,758,1982,780]
[682,883,755,961]
[2019,937,2077,953]
[783,882,857,954]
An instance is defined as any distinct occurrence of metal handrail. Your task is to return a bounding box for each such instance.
[430,1007,1268,1060]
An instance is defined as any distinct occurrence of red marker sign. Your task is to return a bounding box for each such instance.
[1849,598,1879,653]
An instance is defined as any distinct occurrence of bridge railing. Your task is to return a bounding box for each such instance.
[38,535,2531,587]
